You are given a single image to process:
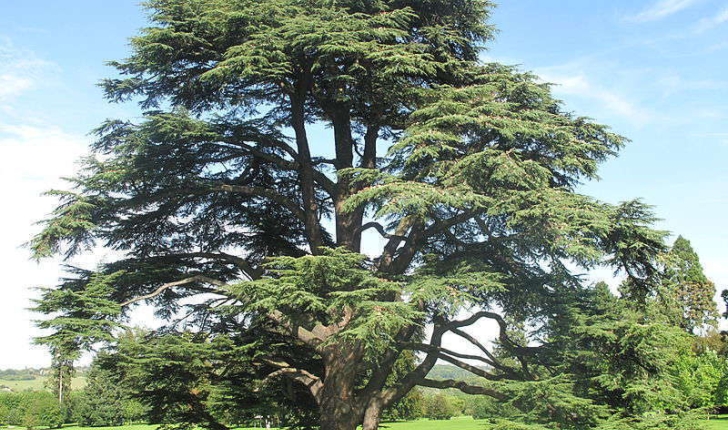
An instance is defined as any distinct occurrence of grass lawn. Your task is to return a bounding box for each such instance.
[7,415,726,430]
[379,416,489,429]
[56,418,491,430]
[703,415,728,430]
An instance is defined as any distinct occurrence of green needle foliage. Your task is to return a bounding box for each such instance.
[31,1,674,429]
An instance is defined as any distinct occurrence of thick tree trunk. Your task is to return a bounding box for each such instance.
[319,343,365,430]
[320,396,360,430]
[361,399,384,430]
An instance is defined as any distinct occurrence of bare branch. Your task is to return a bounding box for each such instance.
[444,311,537,379]
[261,358,323,404]
[402,342,499,372]
[419,378,506,400]
[120,275,225,307]
[153,252,263,280]
[450,328,513,374]
[359,222,408,241]
[267,311,333,348]
[422,210,476,238]
[436,352,500,380]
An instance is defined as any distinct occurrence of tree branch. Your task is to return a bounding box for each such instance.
[402,342,499,374]
[261,358,323,404]
[145,252,263,280]
[359,222,408,241]
[120,275,225,307]
[267,311,333,348]
[419,378,506,400]
[212,184,306,221]
[450,327,514,375]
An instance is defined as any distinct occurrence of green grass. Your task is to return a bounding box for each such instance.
[54,418,490,430]
[703,415,728,430]
[0,377,85,392]
[53,418,490,430]
[61,426,159,430]
[6,414,726,430]
[379,416,489,429]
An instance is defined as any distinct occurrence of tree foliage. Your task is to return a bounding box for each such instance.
[661,236,718,333]
[31,1,676,429]
[0,391,64,429]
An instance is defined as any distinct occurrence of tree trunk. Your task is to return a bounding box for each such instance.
[320,396,360,430]
[361,399,384,430]
[319,344,365,430]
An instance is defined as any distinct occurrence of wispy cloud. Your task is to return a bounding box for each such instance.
[0,37,56,102]
[627,0,701,22]
[695,7,728,32]
[538,72,652,126]
[655,74,728,95]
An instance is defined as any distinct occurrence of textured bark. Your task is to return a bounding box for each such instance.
[320,398,360,430]
[319,344,364,430]
[290,86,323,253]
[361,398,384,430]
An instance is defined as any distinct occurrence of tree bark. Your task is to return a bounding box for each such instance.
[361,398,384,430]
[319,343,365,430]
[320,398,360,430]
[290,83,323,253]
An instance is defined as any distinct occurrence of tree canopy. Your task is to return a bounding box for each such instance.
[31,1,674,429]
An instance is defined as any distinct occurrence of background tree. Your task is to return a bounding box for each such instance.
[73,350,148,427]
[32,269,121,419]
[0,392,63,429]
[661,236,718,334]
[31,1,669,429]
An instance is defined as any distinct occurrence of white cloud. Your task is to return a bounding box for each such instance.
[0,37,56,102]
[655,74,728,96]
[695,7,728,32]
[627,0,701,22]
[0,122,89,369]
[538,72,652,125]
[0,74,33,100]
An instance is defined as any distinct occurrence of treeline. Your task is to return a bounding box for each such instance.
[0,377,145,428]
[0,367,88,385]
[0,391,63,428]
[0,368,44,382]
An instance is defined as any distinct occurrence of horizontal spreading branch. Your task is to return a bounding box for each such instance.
[358,222,408,241]
[156,252,263,280]
[419,378,506,400]
[261,358,323,404]
[120,275,225,307]
[403,342,498,370]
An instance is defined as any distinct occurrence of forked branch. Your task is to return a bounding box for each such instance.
[261,358,324,404]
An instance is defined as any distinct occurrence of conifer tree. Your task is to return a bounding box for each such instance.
[31,1,667,428]
[663,236,718,333]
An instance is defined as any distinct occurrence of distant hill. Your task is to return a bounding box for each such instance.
[0,364,468,393]
[0,367,87,392]
[426,364,486,381]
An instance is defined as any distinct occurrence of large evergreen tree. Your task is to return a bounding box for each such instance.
[662,236,718,333]
[31,1,667,429]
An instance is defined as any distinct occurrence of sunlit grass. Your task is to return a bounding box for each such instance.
[0,377,85,392]
[703,414,728,430]
[56,418,491,430]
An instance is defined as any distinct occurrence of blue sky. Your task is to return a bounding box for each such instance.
[0,0,726,369]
